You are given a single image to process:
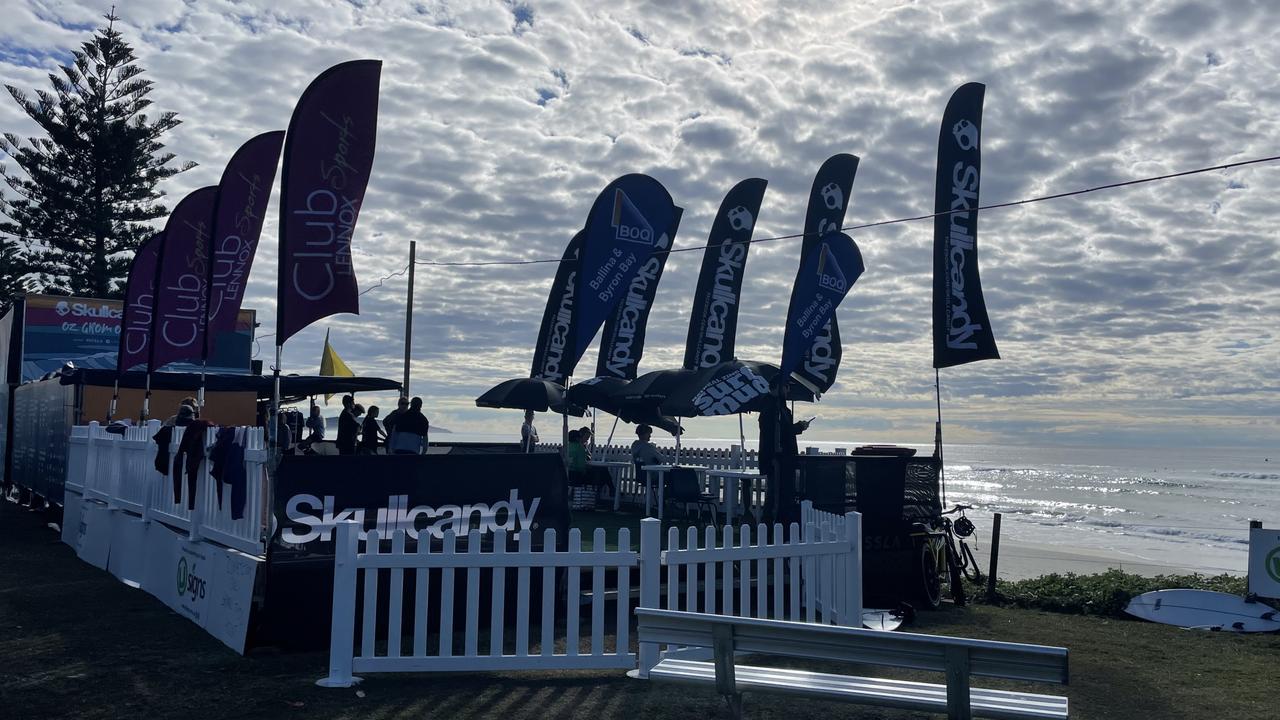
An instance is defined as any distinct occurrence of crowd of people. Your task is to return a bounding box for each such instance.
[523,391,809,523]
[301,394,432,455]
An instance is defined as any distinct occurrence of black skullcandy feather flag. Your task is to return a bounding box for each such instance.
[933,82,999,368]
[595,208,683,380]
[789,154,858,394]
[530,231,585,384]
[682,178,767,370]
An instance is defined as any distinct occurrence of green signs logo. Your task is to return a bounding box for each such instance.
[176,556,207,601]
[1266,546,1280,584]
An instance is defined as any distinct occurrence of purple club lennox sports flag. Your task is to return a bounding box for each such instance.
[205,130,285,361]
[277,59,383,344]
[150,187,218,370]
[116,232,165,373]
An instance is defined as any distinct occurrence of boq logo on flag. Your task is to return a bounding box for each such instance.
[778,231,864,384]
[612,189,655,246]
[817,243,847,293]
[573,174,679,361]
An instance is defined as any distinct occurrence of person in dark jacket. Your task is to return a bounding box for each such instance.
[382,397,409,446]
[758,393,810,524]
[360,406,385,454]
[391,397,430,454]
[336,395,360,455]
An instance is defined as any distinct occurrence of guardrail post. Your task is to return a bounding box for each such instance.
[944,645,972,720]
[317,520,362,687]
[634,517,662,678]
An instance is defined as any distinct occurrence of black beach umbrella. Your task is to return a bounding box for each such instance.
[609,368,697,459]
[613,368,697,407]
[659,359,816,465]
[660,360,814,417]
[476,377,586,416]
[565,375,628,413]
[567,375,683,439]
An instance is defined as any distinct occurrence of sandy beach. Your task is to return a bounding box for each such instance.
[969,538,1243,581]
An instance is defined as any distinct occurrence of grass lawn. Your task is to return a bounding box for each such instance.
[1,500,1276,720]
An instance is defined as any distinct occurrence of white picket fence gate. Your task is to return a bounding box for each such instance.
[66,421,271,556]
[319,511,861,686]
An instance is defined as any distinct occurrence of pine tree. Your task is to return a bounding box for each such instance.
[0,234,31,316]
[0,11,192,299]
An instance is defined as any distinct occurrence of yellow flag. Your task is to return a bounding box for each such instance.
[320,329,354,402]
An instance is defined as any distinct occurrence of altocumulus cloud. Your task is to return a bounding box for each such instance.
[0,0,1276,448]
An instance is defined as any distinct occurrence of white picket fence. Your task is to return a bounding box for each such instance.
[319,511,861,686]
[546,442,759,471]
[66,421,271,556]
[543,442,767,516]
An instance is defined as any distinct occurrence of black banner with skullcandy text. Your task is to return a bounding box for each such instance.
[271,453,571,556]
[530,231,585,384]
[277,60,382,344]
[595,209,682,380]
[933,82,999,369]
[790,154,858,394]
[683,178,767,370]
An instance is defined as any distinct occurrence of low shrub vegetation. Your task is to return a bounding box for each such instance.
[970,569,1250,617]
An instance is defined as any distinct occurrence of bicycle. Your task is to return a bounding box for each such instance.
[938,504,983,605]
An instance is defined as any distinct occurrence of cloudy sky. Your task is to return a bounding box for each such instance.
[2,0,1277,450]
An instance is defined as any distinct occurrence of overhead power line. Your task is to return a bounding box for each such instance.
[407,154,1280,268]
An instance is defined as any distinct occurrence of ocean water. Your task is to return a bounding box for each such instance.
[936,444,1275,576]
[450,433,1276,576]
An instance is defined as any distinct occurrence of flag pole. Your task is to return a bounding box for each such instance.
[934,368,946,507]
[271,344,282,453]
[402,240,416,400]
[108,379,119,422]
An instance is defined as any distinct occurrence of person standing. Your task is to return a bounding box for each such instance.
[391,397,430,454]
[520,409,539,452]
[383,397,409,447]
[565,429,588,485]
[758,393,810,525]
[360,406,385,454]
[336,395,360,455]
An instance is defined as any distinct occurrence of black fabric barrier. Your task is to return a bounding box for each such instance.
[259,452,571,650]
[796,454,942,607]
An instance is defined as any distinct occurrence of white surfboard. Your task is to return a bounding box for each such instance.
[862,609,905,631]
[1124,589,1280,632]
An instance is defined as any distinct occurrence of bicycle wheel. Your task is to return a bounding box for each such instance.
[916,541,943,610]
